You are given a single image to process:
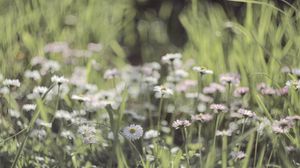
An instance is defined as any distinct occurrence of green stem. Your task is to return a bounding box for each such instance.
[222,135,228,168]
[198,124,202,166]
[253,131,259,167]
[128,140,146,167]
[183,128,190,168]
[157,97,164,130]
[213,115,220,146]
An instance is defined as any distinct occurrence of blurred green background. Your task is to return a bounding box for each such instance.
[1,0,299,84]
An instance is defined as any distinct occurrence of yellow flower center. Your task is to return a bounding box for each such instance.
[129,128,136,134]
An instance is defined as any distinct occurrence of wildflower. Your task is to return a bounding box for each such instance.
[78,124,98,144]
[172,119,191,129]
[55,110,72,121]
[276,86,289,96]
[71,95,90,103]
[24,70,41,81]
[257,117,271,135]
[260,87,276,96]
[40,60,61,75]
[237,108,256,118]
[8,109,20,118]
[122,124,143,141]
[153,85,173,98]
[23,104,37,112]
[3,79,20,87]
[51,75,69,85]
[191,113,213,123]
[286,80,300,90]
[144,129,160,139]
[192,66,213,75]
[210,104,228,113]
[176,80,196,92]
[143,77,159,86]
[104,68,119,79]
[161,53,182,65]
[203,83,226,94]
[219,73,240,85]
[216,130,232,136]
[272,119,294,134]
[230,151,246,160]
[234,87,249,97]
[44,42,69,53]
[33,86,48,96]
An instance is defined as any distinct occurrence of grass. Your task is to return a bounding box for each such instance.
[0,0,300,167]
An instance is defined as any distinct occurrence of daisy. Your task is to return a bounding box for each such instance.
[216,129,232,136]
[71,95,90,102]
[234,87,249,97]
[191,113,213,123]
[172,119,191,129]
[153,85,174,98]
[122,124,143,141]
[3,79,20,87]
[144,129,160,139]
[161,53,182,65]
[104,68,119,79]
[22,104,37,112]
[210,104,228,113]
[219,73,240,85]
[51,75,69,85]
[192,66,213,75]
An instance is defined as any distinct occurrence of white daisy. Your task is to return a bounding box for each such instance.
[51,75,69,85]
[172,119,191,129]
[122,124,143,141]
[144,129,160,139]
[3,79,20,87]
[192,66,213,75]
[153,85,174,98]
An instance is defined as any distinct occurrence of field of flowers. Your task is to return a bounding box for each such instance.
[1,0,300,167]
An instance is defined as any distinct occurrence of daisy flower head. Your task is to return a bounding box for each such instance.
[172,119,191,129]
[122,124,143,141]
[192,66,213,75]
[210,103,228,113]
[216,129,232,136]
[71,95,90,103]
[191,113,213,123]
[153,85,174,98]
[33,86,48,96]
[286,80,300,90]
[23,104,37,112]
[237,108,256,118]
[219,73,240,86]
[51,75,69,85]
[271,119,294,134]
[161,53,182,65]
[104,68,119,79]
[3,79,20,88]
[234,87,249,97]
[144,129,160,139]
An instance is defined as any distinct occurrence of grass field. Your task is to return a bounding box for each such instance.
[1,0,300,167]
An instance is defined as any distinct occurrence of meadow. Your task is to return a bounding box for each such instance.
[1,0,300,167]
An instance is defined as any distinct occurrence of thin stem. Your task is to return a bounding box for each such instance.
[213,115,220,146]
[266,148,274,167]
[198,124,202,166]
[128,140,146,167]
[222,135,228,168]
[0,128,27,144]
[157,97,164,130]
[253,131,259,167]
[51,85,60,123]
[183,128,190,168]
